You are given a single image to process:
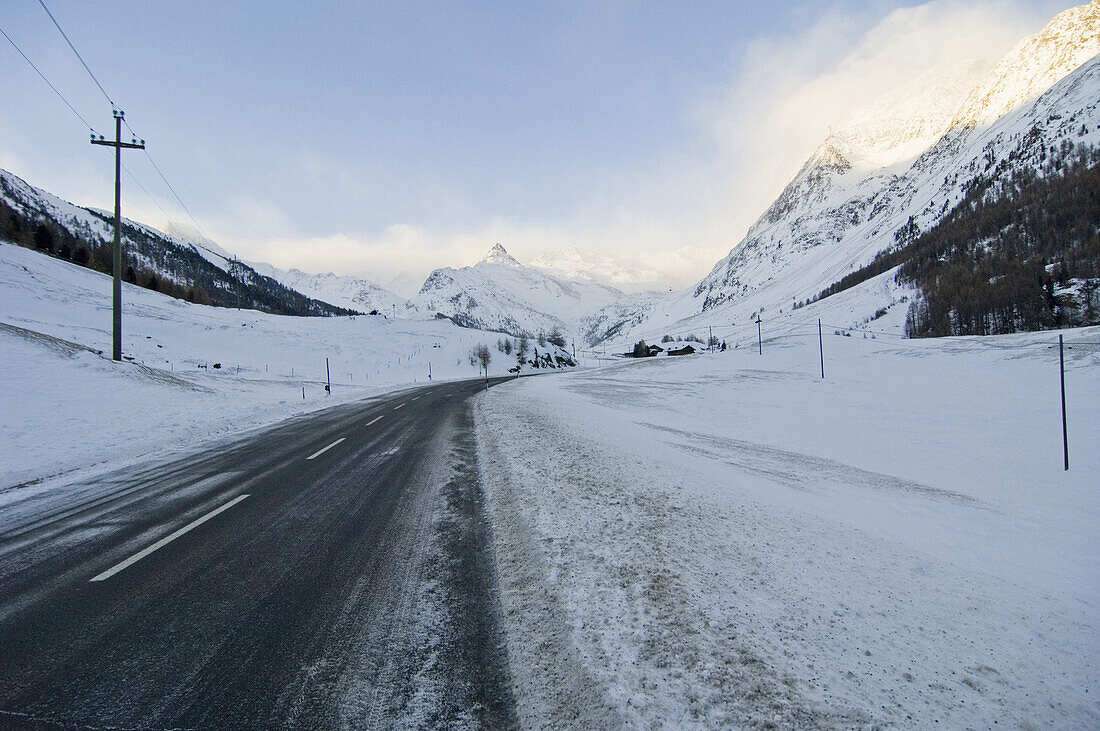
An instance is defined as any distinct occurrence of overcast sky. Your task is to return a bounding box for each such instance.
[0,0,1069,289]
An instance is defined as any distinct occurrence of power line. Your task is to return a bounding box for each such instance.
[36,0,115,110]
[35,0,214,243]
[122,161,173,223]
[3,19,178,234]
[140,148,211,241]
[0,24,97,133]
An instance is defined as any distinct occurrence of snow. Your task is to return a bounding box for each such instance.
[954,0,1100,128]
[528,247,677,294]
[0,241,558,497]
[475,325,1100,727]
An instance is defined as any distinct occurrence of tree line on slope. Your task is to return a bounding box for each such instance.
[0,180,357,318]
[807,143,1099,337]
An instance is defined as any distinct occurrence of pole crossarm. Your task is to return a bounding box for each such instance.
[91,139,145,150]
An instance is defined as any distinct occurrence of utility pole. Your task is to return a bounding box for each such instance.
[756,318,762,355]
[90,110,144,361]
[709,325,713,352]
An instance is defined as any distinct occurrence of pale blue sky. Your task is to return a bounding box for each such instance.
[0,1,1067,286]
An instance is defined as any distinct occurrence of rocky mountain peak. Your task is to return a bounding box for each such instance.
[480,243,520,267]
[952,0,1100,128]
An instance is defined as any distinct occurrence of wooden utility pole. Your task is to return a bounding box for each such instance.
[91,110,144,361]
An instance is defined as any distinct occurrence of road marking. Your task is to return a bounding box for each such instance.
[90,494,250,582]
[393,403,405,410]
[307,437,346,460]
[365,415,384,427]
[411,396,420,401]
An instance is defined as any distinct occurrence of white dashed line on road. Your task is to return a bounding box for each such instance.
[306,437,346,460]
[90,494,250,582]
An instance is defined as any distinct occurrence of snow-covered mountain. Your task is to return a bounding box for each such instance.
[246,262,407,317]
[0,169,356,317]
[592,0,1100,346]
[413,243,628,339]
[528,247,674,293]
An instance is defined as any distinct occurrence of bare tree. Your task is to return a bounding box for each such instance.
[476,343,491,372]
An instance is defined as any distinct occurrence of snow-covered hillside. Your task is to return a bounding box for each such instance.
[246,262,407,317]
[414,243,628,340]
[0,242,569,491]
[1,169,229,275]
[1,169,353,317]
[592,1,1100,347]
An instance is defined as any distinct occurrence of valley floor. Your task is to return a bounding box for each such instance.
[474,328,1099,728]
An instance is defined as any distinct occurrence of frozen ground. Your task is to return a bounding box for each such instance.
[475,325,1100,728]
[0,241,550,500]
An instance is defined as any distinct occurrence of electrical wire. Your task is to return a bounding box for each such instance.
[139,148,212,241]
[121,161,174,224]
[36,0,116,110]
[0,23,97,133]
[35,0,215,243]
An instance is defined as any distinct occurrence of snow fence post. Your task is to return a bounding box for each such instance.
[819,319,824,379]
[1060,334,1068,471]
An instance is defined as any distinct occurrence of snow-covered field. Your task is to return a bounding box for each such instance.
[475,326,1099,728]
[0,242,546,496]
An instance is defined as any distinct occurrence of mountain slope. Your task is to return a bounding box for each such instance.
[246,263,407,317]
[0,169,356,317]
[595,1,1100,346]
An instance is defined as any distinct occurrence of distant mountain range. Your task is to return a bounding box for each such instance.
[245,262,407,317]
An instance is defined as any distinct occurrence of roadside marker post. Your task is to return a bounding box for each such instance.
[819,319,824,379]
[1060,334,1069,470]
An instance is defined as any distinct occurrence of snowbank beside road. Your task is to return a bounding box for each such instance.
[475,328,1100,727]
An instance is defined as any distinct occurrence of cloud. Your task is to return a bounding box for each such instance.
[214,1,1056,289]
[694,0,1050,243]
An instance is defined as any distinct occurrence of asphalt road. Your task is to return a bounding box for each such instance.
[0,377,517,729]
